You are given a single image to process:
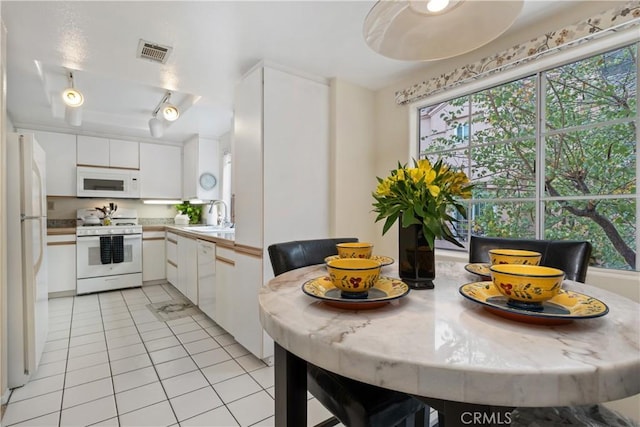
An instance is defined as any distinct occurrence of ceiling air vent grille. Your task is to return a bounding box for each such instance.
[137,39,172,64]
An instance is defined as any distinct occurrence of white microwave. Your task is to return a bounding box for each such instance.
[77,166,140,198]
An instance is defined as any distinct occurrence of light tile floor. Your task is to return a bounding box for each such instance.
[2,283,341,427]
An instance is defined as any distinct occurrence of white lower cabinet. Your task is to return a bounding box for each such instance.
[166,232,178,287]
[143,231,166,282]
[197,240,216,320]
[47,234,76,294]
[215,245,236,334]
[232,250,271,359]
[177,235,198,304]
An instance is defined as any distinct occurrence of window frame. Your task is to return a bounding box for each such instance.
[408,28,640,270]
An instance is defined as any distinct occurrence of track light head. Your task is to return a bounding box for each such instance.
[149,116,164,138]
[62,72,84,107]
[62,88,84,107]
[161,103,179,121]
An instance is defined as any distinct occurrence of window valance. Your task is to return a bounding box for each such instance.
[395,2,640,106]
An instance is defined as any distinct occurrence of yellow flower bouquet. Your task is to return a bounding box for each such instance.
[372,158,473,249]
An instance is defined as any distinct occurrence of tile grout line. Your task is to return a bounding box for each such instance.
[98,290,124,426]
[144,285,241,426]
[6,284,279,427]
[142,283,260,425]
[6,300,74,426]
[59,294,117,426]
[120,286,184,424]
[155,282,278,425]
[56,296,76,427]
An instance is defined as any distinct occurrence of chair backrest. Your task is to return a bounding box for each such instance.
[469,235,592,282]
[268,238,359,276]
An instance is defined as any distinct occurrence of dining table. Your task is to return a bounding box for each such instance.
[258,260,640,427]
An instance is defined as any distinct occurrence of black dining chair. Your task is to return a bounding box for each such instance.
[268,238,429,427]
[468,235,592,282]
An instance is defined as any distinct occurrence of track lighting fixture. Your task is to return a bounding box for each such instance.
[148,115,164,138]
[149,91,180,137]
[62,71,84,126]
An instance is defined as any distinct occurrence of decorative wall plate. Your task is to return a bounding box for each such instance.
[302,276,409,309]
[459,281,609,325]
[199,172,217,190]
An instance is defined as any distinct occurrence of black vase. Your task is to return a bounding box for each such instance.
[398,224,435,289]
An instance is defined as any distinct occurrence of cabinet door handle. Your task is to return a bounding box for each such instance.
[216,256,235,266]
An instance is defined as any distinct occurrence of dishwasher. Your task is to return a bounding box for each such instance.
[197,240,216,320]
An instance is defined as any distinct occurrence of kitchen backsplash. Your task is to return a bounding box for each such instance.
[47,197,177,221]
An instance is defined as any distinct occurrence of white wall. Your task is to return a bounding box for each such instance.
[0,18,8,406]
[329,78,377,242]
[369,2,639,421]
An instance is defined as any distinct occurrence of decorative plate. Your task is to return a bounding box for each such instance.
[459,281,609,325]
[302,276,409,309]
[464,263,492,279]
[324,255,395,267]
[199,172,217,190]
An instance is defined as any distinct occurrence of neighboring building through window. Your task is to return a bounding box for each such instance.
[418,43,638,271]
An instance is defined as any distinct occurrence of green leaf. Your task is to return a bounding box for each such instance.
[381,214,399,235]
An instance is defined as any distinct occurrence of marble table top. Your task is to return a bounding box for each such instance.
[258,261,640,407]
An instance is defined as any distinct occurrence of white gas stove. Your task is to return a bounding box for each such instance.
[75,208,142,294]
[76,208,142,236]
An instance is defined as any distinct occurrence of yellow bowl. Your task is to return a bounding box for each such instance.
[489,249,542,266]
[489,264,565,308]
[326,258,381,298]
[336,242,373,259]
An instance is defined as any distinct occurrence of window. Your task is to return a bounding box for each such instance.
[418,43,638,271]
[456,123,469,139]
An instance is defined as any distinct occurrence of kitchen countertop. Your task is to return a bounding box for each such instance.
[47,227,76,236]
[163,225,236,246]
[47,224,236,246]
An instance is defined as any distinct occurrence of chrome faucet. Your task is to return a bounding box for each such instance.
[209,200,231,227]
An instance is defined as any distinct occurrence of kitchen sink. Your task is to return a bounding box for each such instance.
[187,225,235,233]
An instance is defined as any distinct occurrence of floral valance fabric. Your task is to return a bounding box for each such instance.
[395,2,640,105]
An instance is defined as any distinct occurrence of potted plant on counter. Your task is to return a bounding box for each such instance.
[175,201,202,224]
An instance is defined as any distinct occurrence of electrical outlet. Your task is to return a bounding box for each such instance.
[47,201,55,210]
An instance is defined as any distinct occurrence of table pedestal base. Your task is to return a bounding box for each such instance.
[275,343,307,426]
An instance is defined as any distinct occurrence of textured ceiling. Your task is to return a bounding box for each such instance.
[1,1,613,145]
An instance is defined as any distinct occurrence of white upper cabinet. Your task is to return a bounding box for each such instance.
[182,135,220,201]
[139,143,182,199]
[234,64,330,249]
[109,139,139,169]
[77,135,108,166]
[231,63,330,359]
[20,129,77,196]
[77,135,139,169]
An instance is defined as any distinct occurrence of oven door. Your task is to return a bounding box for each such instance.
[76,234,142,279]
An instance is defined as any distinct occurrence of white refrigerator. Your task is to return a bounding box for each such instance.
[7,133,49,388]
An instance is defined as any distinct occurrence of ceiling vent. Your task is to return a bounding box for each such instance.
[137,39,172,64]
